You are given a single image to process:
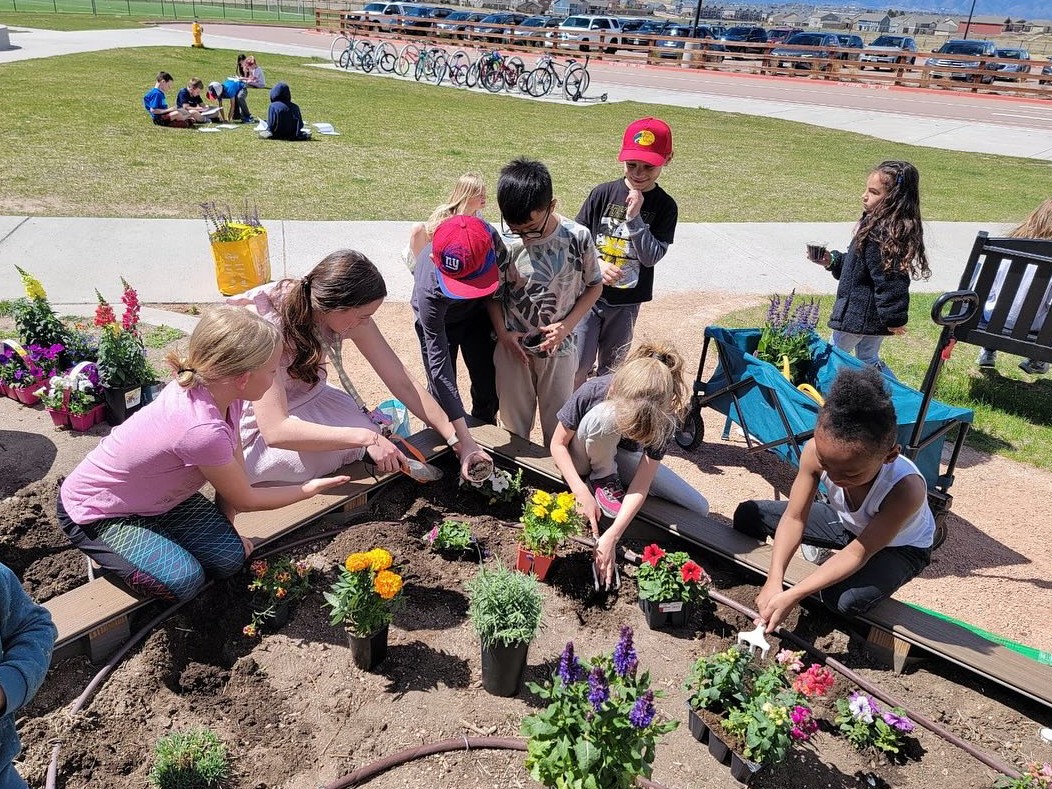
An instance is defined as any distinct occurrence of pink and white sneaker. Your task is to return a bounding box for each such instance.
[591,475,625,519]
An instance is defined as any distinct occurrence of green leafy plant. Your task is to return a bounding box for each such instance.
[423,519,475,553]
[148,727,230,789]
[144,324,186,349]
[635,543,711,604]
[755,290,819,384]
[460,466,524,504]
[684,646,755,713]
[466,564,543,648]
[323,548,404,637]
[520,488,584,556]
[834,691,915,756]
[94,278,151,388]
[722,687,817,765]
[242,556,312,638]
[10,266,70,354]
[995,763,1052,789]
[522,627,677,789]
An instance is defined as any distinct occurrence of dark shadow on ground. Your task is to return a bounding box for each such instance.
[0,428,57,495]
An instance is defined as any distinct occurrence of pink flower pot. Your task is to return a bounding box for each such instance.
[0,382,8,398]
[90,404,106,426]
[4,384,18,401]
[13,385,42,406]
[69,412,96,432]
[46,408,70,428]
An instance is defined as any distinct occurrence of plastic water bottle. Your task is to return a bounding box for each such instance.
[600,222,638,290]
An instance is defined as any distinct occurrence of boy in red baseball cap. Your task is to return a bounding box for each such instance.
[573,117,678,391]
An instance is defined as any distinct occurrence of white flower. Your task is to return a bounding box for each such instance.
[848,694,874,724]
[77,379,93,393]
[490,473,509,493]
[49,375,69,390]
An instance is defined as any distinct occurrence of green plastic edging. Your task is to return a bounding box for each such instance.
[907,603,1052,666]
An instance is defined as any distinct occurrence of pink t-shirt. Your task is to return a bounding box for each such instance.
[61,381,243,524]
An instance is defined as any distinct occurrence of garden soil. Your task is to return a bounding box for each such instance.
[3,292,1051,788]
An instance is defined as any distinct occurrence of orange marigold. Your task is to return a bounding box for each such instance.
[373,570,403,600]
[367,548,393,572]
[344,552,372,573]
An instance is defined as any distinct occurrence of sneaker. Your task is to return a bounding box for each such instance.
[242,116,258,124]
[801,544,832,565]
[1019,359,1049,375]
[591,475,625,518]
[976,348,998,368]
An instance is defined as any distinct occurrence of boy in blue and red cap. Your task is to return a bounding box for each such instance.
[411,214,507,427]
[573,117,678,389]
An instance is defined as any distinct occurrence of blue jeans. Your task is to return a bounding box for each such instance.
[830,330,898,380]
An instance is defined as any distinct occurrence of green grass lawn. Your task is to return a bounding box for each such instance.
[0,5,313,28]
[0,47,1049,221]
[716,293,1052,471]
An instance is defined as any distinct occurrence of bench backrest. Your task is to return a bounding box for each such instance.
[958,232,1052,363]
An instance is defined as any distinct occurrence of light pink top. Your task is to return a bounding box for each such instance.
[60,381,242,524]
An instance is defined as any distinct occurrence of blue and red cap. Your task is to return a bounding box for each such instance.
[431,215,498,300]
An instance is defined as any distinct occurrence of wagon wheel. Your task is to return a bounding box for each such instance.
[674,408,704,451]
[932,510,948,551]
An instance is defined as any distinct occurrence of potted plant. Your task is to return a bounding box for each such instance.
[522,626,678,788]
[683,645,754,747]
[9,343,63,405]
[66,372,103,431]
[323,548,404,670]
[721,688,818,784]
[635,543,711,629]
[95,279,152,425]
[833,690,915,759]
[0,345,23,399]
[516,488,585,581]
[242,556,312,637]
[39,374,70,427]
[460,466,524,505]
[10,266,74,363]
[466,563,543,697]
[754,290,819,385]
[423,518,481,560]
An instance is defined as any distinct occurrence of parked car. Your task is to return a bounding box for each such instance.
[473,12,527,43]
[992,48,1031,80]
[836,34,865,60]
[434,9,486,38]
[717,25,767,55]
[1042,61,1052,85]
[766,27,802,44]
[399,4,437,34]
[619,18,647,34]
[360,1,408,31]
[654,25,720,58]
[512,15,563,46]
[859,34,917,68]
[926,39,998,83]
[624,19,671,48]
[557,15,622,54]
[769,32,841,69]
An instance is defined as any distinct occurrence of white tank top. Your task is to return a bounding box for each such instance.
[822,455,934,549]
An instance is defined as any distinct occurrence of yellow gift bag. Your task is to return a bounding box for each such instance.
[210,223,272,296]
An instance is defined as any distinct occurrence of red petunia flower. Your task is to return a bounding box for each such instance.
[641,544,666,567]
[680,561,704,584]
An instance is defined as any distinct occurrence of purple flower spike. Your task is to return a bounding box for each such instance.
[882,710,914,733]
[558,642,582,684]
[613,626,637,678]
[587,666,609,711]
[629,690,656,729]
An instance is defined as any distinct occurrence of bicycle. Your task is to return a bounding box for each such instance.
[414,47,450,86]
[562,55,607,102]
[525,54,578,97]
[446,49,472,86]
[330,33,354,68]
[479,50,525,93]
[394,42,421,77]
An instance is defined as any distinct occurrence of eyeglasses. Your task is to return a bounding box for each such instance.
[501,202,553,240]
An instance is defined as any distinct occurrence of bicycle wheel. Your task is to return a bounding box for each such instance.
[352,40,373,71]
[528,68,554,97]
[447,50,470,85]
[360,48,376,73]
[515,69,531,93]
[563,66,589,101]
[338,47,353,71]
[432,53,450,86]
[414,54,428,81]
[375,41,398,73]
[465,60,481,88]
[330,34,352,66]
[505,57,525,90]
[482,64,505,92]
[395,43,420,77]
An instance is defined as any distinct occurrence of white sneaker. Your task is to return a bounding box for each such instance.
[801,545,832,565]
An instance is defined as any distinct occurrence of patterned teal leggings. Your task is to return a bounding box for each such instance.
[58,493,246,602]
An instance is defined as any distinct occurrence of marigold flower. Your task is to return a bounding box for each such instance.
[276,571,291,583]
[373,569,403,600]
[250,560,268,578]
[16,266,47,301]
[344,552,372,572]
[532,505,548,519]
[531,490,553,507]
[367,548,393,571]
[641,544,665,567]
[556,492,575,510]
[294,560,310,577]
[551,508,568,524]
[680,560,704,584]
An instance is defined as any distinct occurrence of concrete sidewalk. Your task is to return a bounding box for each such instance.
[0,215,1008,304]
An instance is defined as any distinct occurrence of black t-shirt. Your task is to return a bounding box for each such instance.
[176,87,204,108]
[555,374,666,460]
[575,179,678,306]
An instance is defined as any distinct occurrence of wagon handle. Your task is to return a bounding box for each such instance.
[930,290,978,328]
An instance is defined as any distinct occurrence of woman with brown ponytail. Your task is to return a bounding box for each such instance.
[57,307,351,602]
[229,249,491,484]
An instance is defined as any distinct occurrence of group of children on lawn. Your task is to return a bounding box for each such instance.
[3,116,973,787]
[143,58,312,141]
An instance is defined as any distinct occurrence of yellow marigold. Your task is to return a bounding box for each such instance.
[531,490,553,507]
[16,266,46,301]
[556,492,575,510]
[344,552,372,572]
[551,508,568,524]
[373,570,403,600]
[367,548,393,571]
[532,505,548,519]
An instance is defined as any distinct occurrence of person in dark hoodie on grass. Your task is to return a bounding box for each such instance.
[263,82,311,141]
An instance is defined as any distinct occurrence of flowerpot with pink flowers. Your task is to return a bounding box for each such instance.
[635,543,711,630]
[94,279,153,426]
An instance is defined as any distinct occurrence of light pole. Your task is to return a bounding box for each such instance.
[962,0,977,39]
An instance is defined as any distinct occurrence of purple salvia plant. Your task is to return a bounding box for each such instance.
[612,626,637,678]
[628,690,656,729]
[558,642,583,685]
[587,666,609,711]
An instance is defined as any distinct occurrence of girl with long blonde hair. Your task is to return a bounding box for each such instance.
[550,340,709,586]
[403,173,487,271]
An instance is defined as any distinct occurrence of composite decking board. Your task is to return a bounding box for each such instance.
[47,429,450,649]
[470,422,1052,710]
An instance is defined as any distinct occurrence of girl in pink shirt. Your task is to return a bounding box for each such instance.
[58,307,350,602]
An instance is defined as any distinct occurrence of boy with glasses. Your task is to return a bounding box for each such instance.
[489,159,602,447]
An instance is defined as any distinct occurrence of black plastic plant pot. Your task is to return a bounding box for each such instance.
[480,640,529,697]
[260,601,291,633]
[347,625,389,671]
[708,727,731,765]
[729,750,764,785]
[102,385,143,426]
[686,706,709,744]
[638,598,691,629]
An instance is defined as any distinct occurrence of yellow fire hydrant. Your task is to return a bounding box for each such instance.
[191,20,204,48]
